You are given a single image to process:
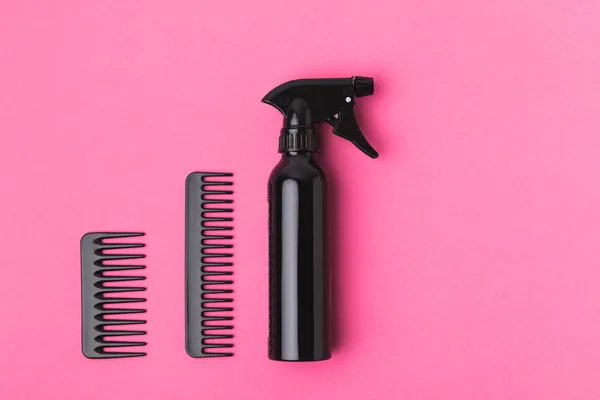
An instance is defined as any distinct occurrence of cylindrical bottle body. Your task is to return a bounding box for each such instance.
[268,153,330,361]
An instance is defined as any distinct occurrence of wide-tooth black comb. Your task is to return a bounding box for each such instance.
[185,172,234,357]
[81,232,147,359]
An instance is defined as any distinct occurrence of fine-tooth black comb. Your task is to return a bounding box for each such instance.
[81,232,147,359]
[185,172,234,357]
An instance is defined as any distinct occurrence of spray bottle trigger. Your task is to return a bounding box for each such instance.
[326,108,379,159]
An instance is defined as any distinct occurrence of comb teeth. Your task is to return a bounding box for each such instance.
[186,172,234,357]
[81,232,147,359]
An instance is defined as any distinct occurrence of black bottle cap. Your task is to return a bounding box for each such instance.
[278,99,317,153]
[262,76,379,158]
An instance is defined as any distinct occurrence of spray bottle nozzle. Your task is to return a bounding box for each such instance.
[353,76,374,97]
[262,76,379,158]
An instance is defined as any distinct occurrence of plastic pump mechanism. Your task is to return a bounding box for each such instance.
[262,76,379,158]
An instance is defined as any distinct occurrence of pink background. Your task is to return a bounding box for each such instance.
[1,0,600,399]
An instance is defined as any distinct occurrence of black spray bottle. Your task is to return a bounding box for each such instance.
[263,76,378,361]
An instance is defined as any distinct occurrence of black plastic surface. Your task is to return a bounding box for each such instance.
[262,76,378,158]
[80,232,147,359]
[185,172,234,358]
[268,153,330,361]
